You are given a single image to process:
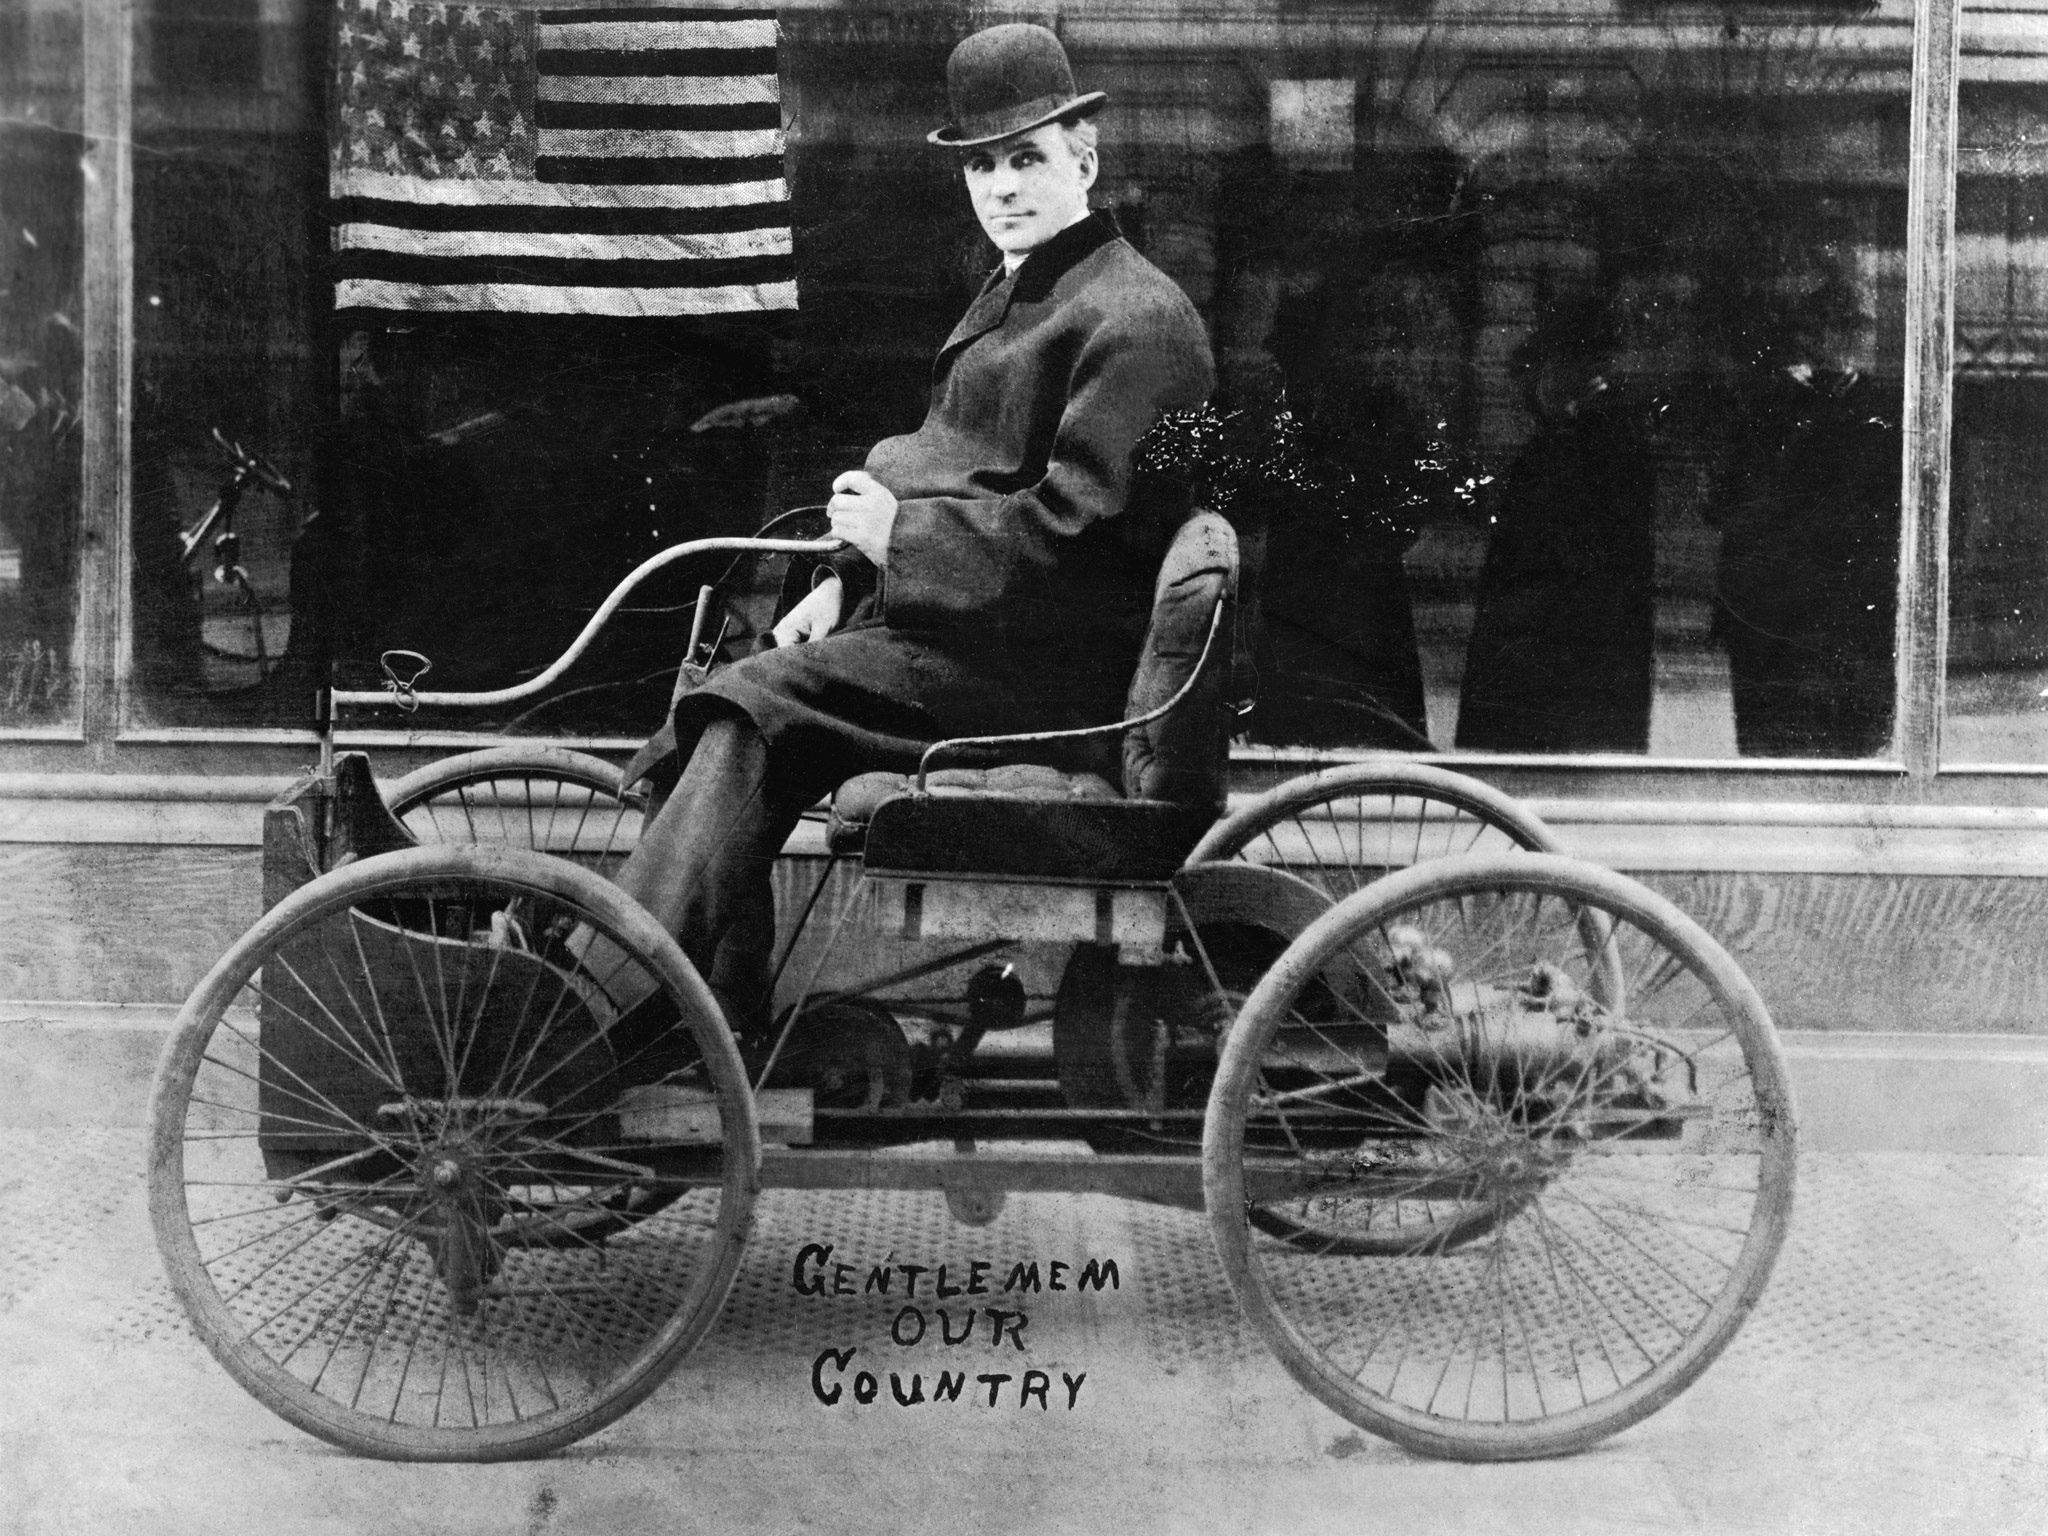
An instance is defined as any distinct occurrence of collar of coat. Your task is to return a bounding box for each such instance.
[939,209,1123,362]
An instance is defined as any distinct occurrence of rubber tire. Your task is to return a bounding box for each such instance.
[148,844,760,1461]
[1204,852,1796,1461]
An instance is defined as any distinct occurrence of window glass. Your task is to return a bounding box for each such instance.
[129,0,326,725]
[128,0,805,734]
[121,1,1916,755]
[1174,6,1912,758]
[1944,54,2048,763]
[0,0,84,727]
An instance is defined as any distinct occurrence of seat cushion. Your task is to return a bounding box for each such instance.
[828,764,1119,854]
[860,792,1209,882]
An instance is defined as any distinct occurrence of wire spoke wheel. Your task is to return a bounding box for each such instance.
[384,748,644,874]
[1189,762,1560,903]
[148,846,758,1461]
[1204,853,1794,1461]
[1190,765,1562,1253]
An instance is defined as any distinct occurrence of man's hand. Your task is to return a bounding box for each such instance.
[828,470,898,567]
[770,573,844,647]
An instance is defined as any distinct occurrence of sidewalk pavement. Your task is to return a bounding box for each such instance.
[2,1005,2046,1536]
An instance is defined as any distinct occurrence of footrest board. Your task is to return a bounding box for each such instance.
[867,877,1167,959]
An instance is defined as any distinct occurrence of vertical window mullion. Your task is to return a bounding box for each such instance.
[77,0,133,763]
[1897,0,1963,778]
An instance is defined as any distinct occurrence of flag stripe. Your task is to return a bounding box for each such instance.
[336,224,792,262]
[537,74,779,106]
[534,153,784,185]
[332,169,787,209]
[336,279,799,316]
[538,19,776,50]
[334,195,784,236]
[335,247,796,289]
[536,127,782,158]
[537,8,776,23]
[534,100,781,132]
[537,46,777,76]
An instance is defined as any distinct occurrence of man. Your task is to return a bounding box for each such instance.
[596,24,1215,1046]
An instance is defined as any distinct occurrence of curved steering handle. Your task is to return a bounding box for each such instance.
[329,534,846,713]
[376,650,434,713]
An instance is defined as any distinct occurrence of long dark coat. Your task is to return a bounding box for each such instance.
[1709,368,1900,757]
[1457,387,1658,754]
[646,211,1216,795]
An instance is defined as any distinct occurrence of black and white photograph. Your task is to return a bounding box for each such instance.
[0,0,2043,1529]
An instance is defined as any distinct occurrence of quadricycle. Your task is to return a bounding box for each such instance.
[146,507,1795,1462]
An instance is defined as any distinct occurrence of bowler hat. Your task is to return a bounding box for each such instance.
[928,24,1106,148]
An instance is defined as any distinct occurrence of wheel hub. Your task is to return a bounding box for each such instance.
[422,1144,489,1199]
[1434,1096,1571,1202]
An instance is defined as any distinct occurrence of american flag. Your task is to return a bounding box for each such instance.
[329,2,795,316]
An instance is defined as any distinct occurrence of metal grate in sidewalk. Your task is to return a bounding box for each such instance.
[0,1129,2038,1395]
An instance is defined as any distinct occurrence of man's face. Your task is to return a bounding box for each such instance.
[960,125,1096,259]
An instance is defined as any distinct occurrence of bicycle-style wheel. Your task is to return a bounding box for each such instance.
[384,748,643,873]
[1190,764,1563,1253]
[1189,762,1560,898]
[1204,853,1794,1461]
[148,845,758,1461]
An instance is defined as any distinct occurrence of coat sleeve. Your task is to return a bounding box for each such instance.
[881,291,1214,629]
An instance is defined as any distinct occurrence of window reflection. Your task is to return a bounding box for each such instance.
[129,0,323,723]
[1203,14,1909,757]
[1946,74,2048,763]
[0,0,83,726]
[114,2,1918,757]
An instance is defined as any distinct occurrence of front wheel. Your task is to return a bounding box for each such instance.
[1188,761,1561,900]
[1204,853,1795,1461]
[147,845,759,1461]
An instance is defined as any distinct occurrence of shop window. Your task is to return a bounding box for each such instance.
[115,1,1919,758]
[1195,14,1910,759]
[1945,77,2048,764]
[128,0,322,727]
[0,0,83,727]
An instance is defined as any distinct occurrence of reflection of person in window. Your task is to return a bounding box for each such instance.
[582,25,1214,1047]
[1708,292,1898,757]
[0,133,85,714]
[1457,294,1657,753]
[1240,256,1444,748]
[0,308,80,713]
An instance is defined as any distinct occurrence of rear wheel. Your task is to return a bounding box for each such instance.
[148,845,758,1461]
[1192,765,1563,1252]
[384,748,643,874]
[1205,853,1795,1461]
[1190,762,1559,901]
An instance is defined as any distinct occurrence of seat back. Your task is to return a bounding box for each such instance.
[1121,509,1239,817]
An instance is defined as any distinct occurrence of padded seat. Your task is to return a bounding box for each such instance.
[826,510,1239,885]
[827,764,1119,853]
[841,782,1208,883]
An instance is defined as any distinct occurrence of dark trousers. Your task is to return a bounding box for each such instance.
[601,711,831,1034]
